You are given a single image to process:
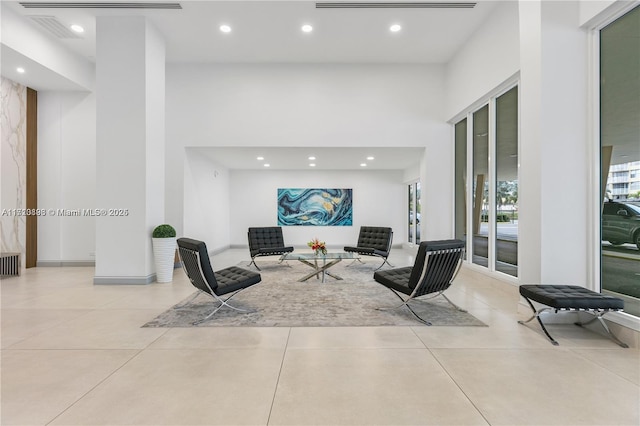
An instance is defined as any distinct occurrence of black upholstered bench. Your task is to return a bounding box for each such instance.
[518,285,627,347]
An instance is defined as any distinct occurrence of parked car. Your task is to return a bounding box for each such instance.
[602,201,640,249]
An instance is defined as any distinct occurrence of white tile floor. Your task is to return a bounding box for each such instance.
[2,248,639,425]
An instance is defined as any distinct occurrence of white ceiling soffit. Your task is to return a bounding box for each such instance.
[6,0,499,64]
[19,2,182,8]
[315,2,476,8]
[193,147,425,171]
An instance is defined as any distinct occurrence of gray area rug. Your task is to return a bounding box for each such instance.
[143,261,486,327]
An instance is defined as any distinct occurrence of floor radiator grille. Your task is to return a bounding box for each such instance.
[1,253,21,276]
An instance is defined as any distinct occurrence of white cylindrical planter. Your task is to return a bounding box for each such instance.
[152,237,177,283]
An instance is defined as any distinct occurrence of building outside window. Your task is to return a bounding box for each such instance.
[600,5,640,316]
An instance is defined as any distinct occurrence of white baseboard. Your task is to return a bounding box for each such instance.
[93,274,155,285]
[37,260,96,267]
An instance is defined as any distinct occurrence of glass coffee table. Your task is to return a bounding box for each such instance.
[280,252,360,283]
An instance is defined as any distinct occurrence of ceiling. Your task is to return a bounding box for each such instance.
[5,2,636,171]
[3,1,499,172]
[3,1,499,64]
[192,146,426,170]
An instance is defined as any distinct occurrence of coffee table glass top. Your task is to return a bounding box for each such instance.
[280,252,360,282]
[281,252,360,261]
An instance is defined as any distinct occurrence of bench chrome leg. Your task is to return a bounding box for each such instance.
[518,297,559,345]
[575,313,629,348]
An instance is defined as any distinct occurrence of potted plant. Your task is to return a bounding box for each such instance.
[152,224,177,283]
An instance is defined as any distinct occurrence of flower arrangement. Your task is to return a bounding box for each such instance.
[307,238,327,256]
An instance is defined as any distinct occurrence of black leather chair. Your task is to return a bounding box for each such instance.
[344,226,393,270]
[247,227,294,270]
[177,237,261,324]
[373,239,465,325]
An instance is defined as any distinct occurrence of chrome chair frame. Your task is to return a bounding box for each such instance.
[374,241,465,325]
[178,241,259,325]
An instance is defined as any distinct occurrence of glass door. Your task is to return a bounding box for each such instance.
[455,119,468,258]
[408,181,421,245]
[495,87,519,277]
[472,105,489,267]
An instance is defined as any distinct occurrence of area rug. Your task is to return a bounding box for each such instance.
[143,261,487,327]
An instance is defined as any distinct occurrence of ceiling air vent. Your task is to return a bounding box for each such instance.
[316,2,476,8]
[20,2,182,9]
[28,15,81,38]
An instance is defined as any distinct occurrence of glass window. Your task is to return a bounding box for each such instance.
[454,85,519,276]
[472,105,489,267]
[600,5,640,316]
[408,181,421,245]
[408,184,414,244]
[455,119,467,258]
[495,87,518,277]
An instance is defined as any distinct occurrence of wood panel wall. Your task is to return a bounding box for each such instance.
[26,88,37,268]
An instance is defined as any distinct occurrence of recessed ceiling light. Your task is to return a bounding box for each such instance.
[309,163,316,167]
[390,24,402,32]
[264,163,270,167]
[220,24,231,33]
[302,24,313,33]
[16,67,25,74]
[70,24,84,33]
[257,156,264,160]
[308,156,316,160]
[367,156,375,161]
[360,163,367,167]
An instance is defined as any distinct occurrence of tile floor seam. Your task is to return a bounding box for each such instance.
[43,348,146,426]
[2,308,98,350]
[266,326,292,426]
[427,347,493,426]
[409,325,430,348]
[139,324,173,350]
[568,347,640,386]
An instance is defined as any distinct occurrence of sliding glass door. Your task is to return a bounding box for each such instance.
[472,105,489,267]
[408,181,421,245]
[454,85,519,277]
[454,119,467,258]
[495,87,519,276]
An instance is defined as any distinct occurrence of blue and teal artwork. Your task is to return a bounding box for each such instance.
[277,188,353,226]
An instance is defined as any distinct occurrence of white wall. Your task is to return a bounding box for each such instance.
[37,91,96,264]
[444,1,520,120]
[228,169,405,251]
[579,0,620,26]
[183,150,231,251]
[183,153,409,254]
[34,63,447,265]
[165,63,449,236]
[94,17,166,283]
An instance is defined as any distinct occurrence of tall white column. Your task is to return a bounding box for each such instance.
[518,0,590,286]
[94,16,165,284]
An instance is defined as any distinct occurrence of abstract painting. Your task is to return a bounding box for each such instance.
[277,188,353,226]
